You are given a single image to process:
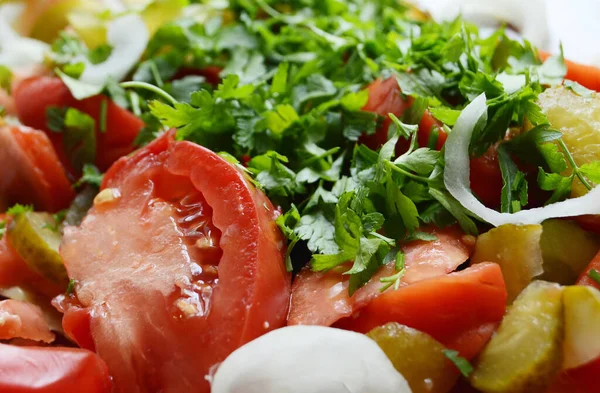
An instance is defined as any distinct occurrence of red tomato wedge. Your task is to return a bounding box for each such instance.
[0,299,54,343]
[335,263,507,357]
[13,76,144,173]
[360,77,447,151]
[0,343,111,393]
[546,357,600,393]
[288,226,474,326]
[576,249,600,290]
[60,131,291,393]
[0,125,75,212]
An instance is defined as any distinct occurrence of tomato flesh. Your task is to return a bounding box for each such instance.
[13,76,144,173]
[576,249,600,290]
[288,226,474,326]
[335,263,507,358]
[0,125,75,212]
[0,299,54,343]
[0,343,111,393]
[60,131,290,393]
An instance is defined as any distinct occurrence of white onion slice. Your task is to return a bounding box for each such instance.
[0,3,49,68]
[210,325,412,393]
[78,13,149,85]
[444,93,600,227]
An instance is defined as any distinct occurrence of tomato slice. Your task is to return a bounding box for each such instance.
[0,125,75,212]
[288,226,474,326]
[576,249,600,290]
[60,131,291,393]
[0,343,111,393]
[360,77,447,151]
[546,357,600,393]
[335,263,507,358]
[0,299,54,343]
[13,76,144,173]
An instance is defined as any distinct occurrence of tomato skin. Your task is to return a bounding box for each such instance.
[575,215,600,235]
[576,249,600,290]
[172,66,223,86]
[360,77,446,151]
[61,131,291,393]
[0,125,75,212]
[546,357,600,393]
[469,145,503,208]
[13,76,144,173]
[335,263,507,358]
[0,343,111,393]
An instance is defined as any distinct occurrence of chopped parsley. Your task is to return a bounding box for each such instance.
[443,349,474,377]
[588,269,600,286]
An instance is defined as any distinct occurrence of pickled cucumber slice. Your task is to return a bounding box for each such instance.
[470,281,563,393]
[563,285,600,369]
[368,323,458,393]
[540,220,600,285]
[471,224,544,303]
[7,212,68,287]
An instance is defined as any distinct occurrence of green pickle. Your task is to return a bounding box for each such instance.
[368,323,459,393]
[62,185,98,228]
[540,219,600,285]
[470,281,564,393]
[7,212,68,287]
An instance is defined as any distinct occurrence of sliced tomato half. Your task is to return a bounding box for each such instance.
[13,76,144,173]
[577,249,600,290]
[336,263,507,358]
[0,125,75,212]
[288,226,474,326]
[0,343,111,393]
[60,131,291,393]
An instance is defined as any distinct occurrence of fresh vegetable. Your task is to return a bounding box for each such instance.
[368,322,461,393]
[0,125,75,212]
[17,0,81,43]
[547,357,600,393]
[470,281,564,393]
[471,224,544,303]
[211,325,411,393]
[336,263,507,359]
[13,76,144,173]
[6,211,68,287]
[288,226,474,327]
[59,131,291,393]
[0,299,54,343]
[0,343,112,393]
[539,219,600,285]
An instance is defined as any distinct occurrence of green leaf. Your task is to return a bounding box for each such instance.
[295,209,338,254]
[395,148,440,175]
[538,49,567,86]
[443,349,473,378]
[498,146,528,213]
[63,108,96,171]
[537,168,572,204]
[395,68,445,98]
[215,74,255,100]
[564,80,595,98]
[0,66,13,93]
[74,164,104,188]
[429,107,461,126]
[345,236,382,275]
[340,90,369,111]
[263,105,299,134]
[7,204,34,216]
[46,107,68,133]
[429,188,478,236]
[539,143,568,173]
[292,74,337,109]
[271,62,289,95]
[579,162,600,184]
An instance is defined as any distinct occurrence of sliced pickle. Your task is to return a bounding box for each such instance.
[563,285,600,369]
[62,185,98,228]
[540,220,600,285]
[7,212,68,287]
[470,281,563,393]
[471,224,544,303]
[368,323,458,393]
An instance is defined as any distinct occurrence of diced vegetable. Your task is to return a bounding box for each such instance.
[470,281,564,393]
[471,224,544,303]
[0,299,55,343]
[540,219,600,284]
[563,285,600,370]
[63,185,98,228]
[7,211,68,287]
[368,323,460,393]
[576,249,600,290]
[18,0,81,42]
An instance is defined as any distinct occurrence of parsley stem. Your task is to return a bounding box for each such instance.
[557,139,593,191]
[385,161,431,183]
[119,81,178,106]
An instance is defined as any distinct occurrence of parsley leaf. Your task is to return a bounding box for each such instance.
[443,349,474,377]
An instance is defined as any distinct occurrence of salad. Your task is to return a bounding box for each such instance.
[1,0,600,392]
